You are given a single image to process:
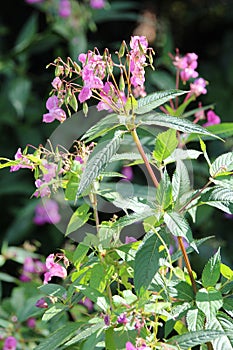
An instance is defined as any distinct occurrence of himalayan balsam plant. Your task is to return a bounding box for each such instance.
[1,36,233,350]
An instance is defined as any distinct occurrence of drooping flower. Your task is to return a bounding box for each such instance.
[52,77,63,90]
[129,36,148,88]
[3,336,17,350]
[34,199,61,225]
[43,95,66,123]
[90,0,105,9]
[58,0,71,18]
[43,253,67,284]
[203,110,221,127]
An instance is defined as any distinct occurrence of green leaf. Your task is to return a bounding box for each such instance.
[163,149,202,165]
[73,243,89,267]
[110,152,151,162]
[136,113,222,140]
[153,129,178,163]
[211,152,233,177]
[74,285,109,312]
[164,212,197,251]
[168,329,224,349]
[63,321,105,347]
[135,89,187,114]
[39,284,67,298]
[65,204,91,236]
[196,288,223,322]
[8,77,31,117]
[185,123,233,142]
[186,308,206,331]
[77,130,124,196]
[207,312,233,350]
[156,170,172,209]
[81,113,119,141]
[202,248,221,288]
[34,322,81,350]
[14,14,38,53]
[170,281,195,301]
[220,263,233,280]
[200,186,233,214]
[134,232,167,294]
[172,160,191,204]
[42,304,68,322]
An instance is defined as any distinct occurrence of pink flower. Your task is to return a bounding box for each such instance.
[10,148,33,172]
[34,179,51,198]
[203,110,221,127]
[43,96,66,123]
[78,297,94,311]
[52,77,62,90]
[58,0,71,18]
[3,336,17,350]
[126,342,137,350]
[190,78,207,97]
[90,0,105,9]
[20,256,46,282]
[173,51,199,82]
[129,36,148,88]
[43,254,67,284]
[34,199,61,225]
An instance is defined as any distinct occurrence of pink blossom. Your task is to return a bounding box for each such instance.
[90,0,105,9]
[52,77,62,90]
[78,297,94,311]
[58,0,71,18]
[130,36,148,51]
[20,256,46,282]
[126,342,137,350]
[3,336,17,350]
[180,67,198,82]
[190,78,207,97]
[203,110,221,127]
[34,179,51,198]
[43,253,67,284]
[79,86,92,103]
[10,148,33,172]
[43,95,66,123]
[42,162,58,182]
[129,36,148,88]
[34,199,61,225]
[173,52,199,82]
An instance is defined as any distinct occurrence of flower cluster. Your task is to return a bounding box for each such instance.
[20,256,46,282]
[45,36,153,119]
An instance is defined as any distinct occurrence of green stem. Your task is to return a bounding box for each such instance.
[130,127,197,294]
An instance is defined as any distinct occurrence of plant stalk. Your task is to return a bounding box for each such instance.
[130,127,197,294]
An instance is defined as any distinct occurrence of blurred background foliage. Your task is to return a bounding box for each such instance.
[0,0,233,285]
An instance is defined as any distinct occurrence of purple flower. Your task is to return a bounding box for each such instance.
[27,317,36,328]
[203,110,221,127]
[34,179,51,198]
[104,314,110,326]
[43,254,67,284]
[78,297,94,312]
[121,166,133,181]
[58,0,71,18]
[224,213,233,220]
[117,312,129,325]
[35,297,48,308]
[90,0,105,9]
[3,336,17,350]
[173,52,199,82]
[43,96,66,123]
[125,236,137,244]
[52,77,62,90]
[129,36,148,88]
[20,256,46,282]
[190,78,207,97]
[126,342,137,350]
[34,199,61,225]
